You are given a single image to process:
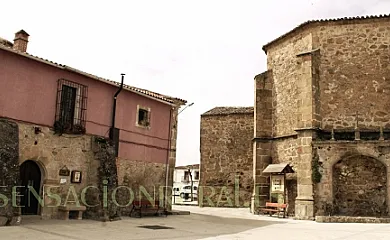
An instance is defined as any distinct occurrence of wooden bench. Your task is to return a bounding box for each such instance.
[58,204,86,220]
[130,200,166,218]
[260,202,287,218]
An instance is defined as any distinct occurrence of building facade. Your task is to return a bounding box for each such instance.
[253,15,390,220]
[200,107,254,207]
[199,15,390,221]
[0,30,186,224]
[174,164,200,185]
[173,164,199,202]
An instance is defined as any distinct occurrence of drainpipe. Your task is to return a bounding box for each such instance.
[110,74,125,156]
[164,107,173,213]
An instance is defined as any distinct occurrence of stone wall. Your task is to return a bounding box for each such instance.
[264,18,390,131]
[316,215,390,223]
[313,141,390,217]
[252,72,273,213]
[18,121,96,219]
[315,20,390,130]
[0,119,20,226]
[167,106,179,211]
[271,137,299,215]
[200,109,254,207]
[265,30,318,219]
[260,17,390,219]
[272,138,299,167]
[116,159,166,214]
[7,120,170,220]
[286,179,297,216]
[333,155,387,217]
[89,137,120,221]
[266,31,312,136]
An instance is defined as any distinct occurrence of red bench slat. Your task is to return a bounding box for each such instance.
[265,202,287,208]
[260,202,288,218]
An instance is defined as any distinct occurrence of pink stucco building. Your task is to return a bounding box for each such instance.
[0,30,186,221]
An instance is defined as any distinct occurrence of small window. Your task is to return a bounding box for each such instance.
[184,171,190,181]
[194,171,200,180]
[136,106,151,128]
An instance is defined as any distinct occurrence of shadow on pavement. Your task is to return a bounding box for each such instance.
[13,213,285,240]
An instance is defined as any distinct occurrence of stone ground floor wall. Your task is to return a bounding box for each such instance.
[116,159,167,215]
[18,121,96,220]
[254,137,390,219]
[333,155,387,216]
[0,119,20,226]
[199,179,253,208]
[1,119,169,221]
[199,175,253,208]
[285,179,297,216]
[270,138,299,216]
[313,141,390,217]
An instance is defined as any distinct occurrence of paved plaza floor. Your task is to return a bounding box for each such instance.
[0,206,389,239]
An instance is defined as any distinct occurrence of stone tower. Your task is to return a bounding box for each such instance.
[253,15,390,220]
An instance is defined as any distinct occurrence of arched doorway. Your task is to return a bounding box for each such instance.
[20,160,42,215]
[333,155,387,217]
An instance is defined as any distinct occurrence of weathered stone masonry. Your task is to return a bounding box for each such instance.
[251,15,390,220]
[200,107,254,207]
[0,119,20,226]
[252,72,273,213]
[18,121,96,220]
[313,141,390,217]
[1,119,172,222]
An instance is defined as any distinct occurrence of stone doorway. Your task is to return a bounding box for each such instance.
[333,155,387,217]
[20,160,42,215]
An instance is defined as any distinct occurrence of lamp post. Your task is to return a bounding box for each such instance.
[170,102,194,205]
[178,102,194,115]
[179,102,194,202]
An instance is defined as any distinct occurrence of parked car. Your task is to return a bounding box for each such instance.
[172,186,180,196]
[180,185,198,200]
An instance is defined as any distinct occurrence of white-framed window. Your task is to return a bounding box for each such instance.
[136,105,151,128]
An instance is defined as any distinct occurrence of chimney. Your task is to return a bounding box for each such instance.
[13,30,29,52]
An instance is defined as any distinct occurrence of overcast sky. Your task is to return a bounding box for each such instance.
[1,0,389,166]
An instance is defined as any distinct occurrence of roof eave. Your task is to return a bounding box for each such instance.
[201,112,254,117]
[262,21,312,54]
[63,65,182,106]
[262,14,390,54]
[0,45,185,107]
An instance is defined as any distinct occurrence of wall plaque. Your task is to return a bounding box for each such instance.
[71,170,82,183]
[59,166,70,176]
[270,175,284,193]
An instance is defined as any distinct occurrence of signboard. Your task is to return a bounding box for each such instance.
[270,175,284,193]
[71,170,82,183]
[59,166,70,176]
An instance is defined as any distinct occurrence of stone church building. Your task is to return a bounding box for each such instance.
[201,14,390,220]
